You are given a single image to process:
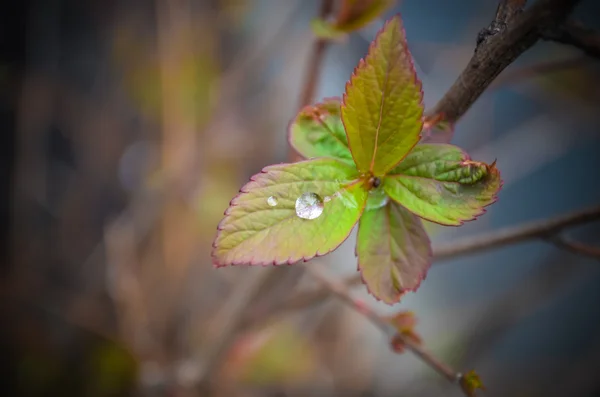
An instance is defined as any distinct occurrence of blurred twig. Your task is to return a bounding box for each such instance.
[541,19,600,60]
[195,268,275,392]
[197,2,337,392]
[429,0,581,123]
[297,0,335,112]
[304,265,464,387]
[545,234,600,259]
[289,0,335,163]
[282,205,600,312]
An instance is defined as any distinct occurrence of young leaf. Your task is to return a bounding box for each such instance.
[212,159,367,266]
[387,311,423,353]
[383,144,501,226]
[356,200,432,304]
[460,370,486,397]
[311,0,395,39]
[335,0,396,33]
[288,98,353,164]
[341,15,423,176]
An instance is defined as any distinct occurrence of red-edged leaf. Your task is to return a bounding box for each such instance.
[384,144,502,226]
[212,158,367,266]
[288,97,353,164]
[356,199,432,304]
[341,15,424,176]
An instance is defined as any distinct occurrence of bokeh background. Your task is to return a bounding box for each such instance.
[2,0,600,396]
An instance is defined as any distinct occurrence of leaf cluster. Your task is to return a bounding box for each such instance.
[212,15,501,304]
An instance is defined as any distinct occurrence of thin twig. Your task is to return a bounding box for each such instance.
[297,0,335,111]
[304,265,462,386]
[541,19,600,60]
[428,0,581,123]
[546,234,600,259]
[282,205,600,312]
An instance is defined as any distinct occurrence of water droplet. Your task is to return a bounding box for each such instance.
[366,188,389,210]
[267,196,278,207]
[323,196,332,203]
[295,192,324,220]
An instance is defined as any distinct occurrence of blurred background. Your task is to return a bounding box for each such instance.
[1,0,600,396]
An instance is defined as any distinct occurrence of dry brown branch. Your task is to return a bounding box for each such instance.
[428,0,581,123]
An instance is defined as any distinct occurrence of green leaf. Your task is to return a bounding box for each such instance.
[341,15,423,176]
[288,98,353,164]
[383,144,502,226]
[356,200,431,304]
[311,0,395,39]
[212,158,367,266]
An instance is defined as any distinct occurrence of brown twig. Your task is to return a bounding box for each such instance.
[541,19,600,60]
[296,0,335,111]
[545,234,600,259]
[304,265,462,385]
[283,205,600,312]
[428,0,581,123]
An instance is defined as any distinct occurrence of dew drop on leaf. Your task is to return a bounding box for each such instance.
[295,192,324,220]
[267,196,278,207]
[365,188,389,210]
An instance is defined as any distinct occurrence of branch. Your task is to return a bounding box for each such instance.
[428,0,581,123]
[545,234,600,259]
[541,19,600,60]
[283,205,600,311]
[303,265,464,388]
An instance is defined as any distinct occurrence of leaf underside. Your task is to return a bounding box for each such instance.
[384,144,502,226]
[357,199,431,304]
[341,15,423,176]
[288,98,354,164]
[212,158,367,266]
